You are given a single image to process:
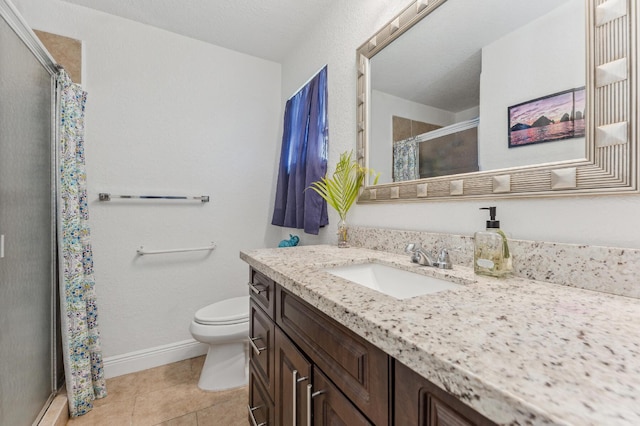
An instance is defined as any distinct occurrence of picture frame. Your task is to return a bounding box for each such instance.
[508,87,585,148]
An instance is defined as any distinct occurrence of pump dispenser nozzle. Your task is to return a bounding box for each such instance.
[480,206,500,229]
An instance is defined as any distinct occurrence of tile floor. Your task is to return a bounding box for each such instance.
[66,356,248,426]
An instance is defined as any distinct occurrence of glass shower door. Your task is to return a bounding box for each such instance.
[0,6,57,425]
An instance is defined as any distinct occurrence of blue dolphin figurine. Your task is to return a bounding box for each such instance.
[278,234,300,248]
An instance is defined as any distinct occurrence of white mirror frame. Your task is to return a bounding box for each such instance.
[356,0,638,202]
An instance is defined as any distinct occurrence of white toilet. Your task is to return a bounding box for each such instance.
[189,296,249,391]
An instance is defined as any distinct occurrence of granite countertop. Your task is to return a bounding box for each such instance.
[240,245,640,426]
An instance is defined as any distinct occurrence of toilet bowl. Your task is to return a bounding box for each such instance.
[189,296,249,391]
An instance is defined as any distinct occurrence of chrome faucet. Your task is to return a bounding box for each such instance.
[405,243,438,266]
[405,243,454,269]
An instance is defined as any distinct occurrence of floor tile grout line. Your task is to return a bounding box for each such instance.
[67,356,248,426]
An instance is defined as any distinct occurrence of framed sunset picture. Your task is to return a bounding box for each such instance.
[508,87,586,148]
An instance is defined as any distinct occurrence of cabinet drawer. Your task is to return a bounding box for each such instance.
[395,360,497,426]
[249,366,275,426]
[312,368,372,426]
[249,268,275,319]
[249,299,275,399]
[276,287,389,426]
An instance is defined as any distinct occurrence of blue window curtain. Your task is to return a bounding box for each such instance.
[272,66,328,235]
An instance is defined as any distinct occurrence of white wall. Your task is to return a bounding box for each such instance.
[12,0,640,369]
[14,0,282,362]
[370,90,457,184]
[276,0,409,246]
[282,0,640,250]
[479,0,585,170]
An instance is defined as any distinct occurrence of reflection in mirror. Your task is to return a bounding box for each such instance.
[368,0,586,185]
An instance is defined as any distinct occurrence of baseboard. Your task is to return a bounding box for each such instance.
[103,339,208,379]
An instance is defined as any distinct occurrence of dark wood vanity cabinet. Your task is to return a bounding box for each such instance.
[249,268,276,317]
[248,267,497,426]
[249,365,275,426]
[250,299,275,397]
[248,268,276,426]
[274,326,311,425]
[312,368,373,425]
[394,361,497,426]
[248,267,387,425]
[276,285,389,425]
[274,322,374,426]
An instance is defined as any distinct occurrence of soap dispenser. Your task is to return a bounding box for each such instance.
[474,207,512,277]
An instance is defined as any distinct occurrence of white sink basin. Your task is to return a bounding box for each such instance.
[322,263,461,299]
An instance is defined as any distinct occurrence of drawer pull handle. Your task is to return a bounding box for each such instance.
[248,336,267,355]
[248,282,267,295]
[248,404,267,426]
[306,384,325,426]
[292,370,309,424]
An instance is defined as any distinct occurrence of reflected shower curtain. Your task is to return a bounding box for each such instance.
[393,138,419,181]
[57,70,107,417]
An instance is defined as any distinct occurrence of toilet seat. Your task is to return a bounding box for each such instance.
[194,296,248,326]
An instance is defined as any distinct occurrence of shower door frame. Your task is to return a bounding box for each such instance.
[0,0,61,423]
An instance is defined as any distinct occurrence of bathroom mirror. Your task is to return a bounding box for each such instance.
[356,0,638,202]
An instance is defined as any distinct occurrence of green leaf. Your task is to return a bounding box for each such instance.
[307,150,379,220]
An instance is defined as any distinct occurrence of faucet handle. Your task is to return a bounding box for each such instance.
[405,243,424,264]
[406,243,439,266]
[437,246,460,269]
[405,243,419,253]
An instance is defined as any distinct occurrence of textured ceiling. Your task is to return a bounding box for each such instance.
[60,0,580,112]
[61,0,339,62]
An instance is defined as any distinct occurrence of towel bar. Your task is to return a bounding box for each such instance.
[136,243,216,256]
[99,193,209,203]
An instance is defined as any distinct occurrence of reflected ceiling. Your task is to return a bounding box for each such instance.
[371,0,572,112]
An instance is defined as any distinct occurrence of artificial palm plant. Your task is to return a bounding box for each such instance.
[308,151,378,247]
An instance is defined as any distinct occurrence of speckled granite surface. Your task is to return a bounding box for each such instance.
[240,245,640,426]
[348,226,640,299]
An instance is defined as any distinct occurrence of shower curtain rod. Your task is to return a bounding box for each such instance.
[98,193,210,203]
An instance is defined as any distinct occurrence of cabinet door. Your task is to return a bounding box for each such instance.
[277,287,389,425]
[250,299,275,398]
[312,369,372,426]
[394,360,497,426]
[249,366,275,426]
[275,327,312,426]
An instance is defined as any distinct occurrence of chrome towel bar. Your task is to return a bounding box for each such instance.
[99,193,210,203]
[136,242,216,256]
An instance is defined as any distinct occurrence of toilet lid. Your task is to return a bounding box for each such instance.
[194,296,249,325]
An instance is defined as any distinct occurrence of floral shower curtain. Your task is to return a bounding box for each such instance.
[57,70,107,417]
[393,137,420,181]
